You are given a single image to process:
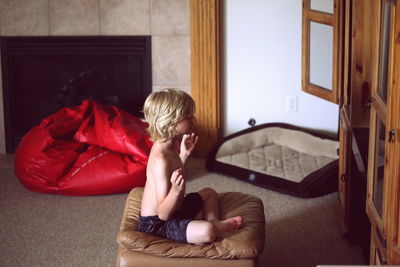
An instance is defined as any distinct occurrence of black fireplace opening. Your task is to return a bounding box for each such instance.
[1,36,152,153]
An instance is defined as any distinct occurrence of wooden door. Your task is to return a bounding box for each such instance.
[302,0,344,104]
[366,0,398,264]
[382,0,400,263]
[337,106,352,234]
[336,0,372,239]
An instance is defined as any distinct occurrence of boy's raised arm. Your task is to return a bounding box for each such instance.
[179,133,199,165]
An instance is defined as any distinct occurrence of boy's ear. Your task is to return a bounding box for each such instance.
[169,124,178,137]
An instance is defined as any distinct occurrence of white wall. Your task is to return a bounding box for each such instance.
[223,0,339,136]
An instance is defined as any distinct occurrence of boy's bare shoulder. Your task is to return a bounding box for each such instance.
[149,147,169,163]
[149,145,177,166]
[147,150,170,176]
[148,144,181,178]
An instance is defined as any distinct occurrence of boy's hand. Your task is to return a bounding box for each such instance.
[180,133,199,158]
[170,168,185,194]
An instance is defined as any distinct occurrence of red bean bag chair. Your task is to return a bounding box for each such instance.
[14,100,153,196]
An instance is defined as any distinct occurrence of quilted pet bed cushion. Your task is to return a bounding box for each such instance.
[206,123,339,198]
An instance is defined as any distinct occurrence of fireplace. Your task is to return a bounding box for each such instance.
[1,36,152,153]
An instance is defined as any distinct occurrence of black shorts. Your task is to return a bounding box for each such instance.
[138,192,203,243]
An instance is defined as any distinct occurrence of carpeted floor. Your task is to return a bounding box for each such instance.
[0,153,366,267]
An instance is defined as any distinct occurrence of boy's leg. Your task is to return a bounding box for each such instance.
[197,188,243,231]
[186,220,218,244]
[197,187,219,221]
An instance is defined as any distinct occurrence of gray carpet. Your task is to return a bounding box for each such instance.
[0,153,366,267]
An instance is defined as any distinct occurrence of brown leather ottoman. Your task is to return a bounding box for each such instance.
[116,187,265,267]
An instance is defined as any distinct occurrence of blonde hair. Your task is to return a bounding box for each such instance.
[143,89,195,142]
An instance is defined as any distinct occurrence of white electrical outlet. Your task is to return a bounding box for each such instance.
[286,95,298,113]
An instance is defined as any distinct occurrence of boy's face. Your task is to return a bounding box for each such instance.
[175,115,196,135]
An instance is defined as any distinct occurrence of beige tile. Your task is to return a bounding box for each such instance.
[152,36,191,86]
[151,0,189,35]
[49,0,99,35]
[100,0,150,35]
[0,0,49,36]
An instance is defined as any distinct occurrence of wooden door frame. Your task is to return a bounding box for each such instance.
[190,0,221,157]
[385,0,400,262]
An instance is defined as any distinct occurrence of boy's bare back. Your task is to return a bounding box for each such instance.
[140,140,185,220]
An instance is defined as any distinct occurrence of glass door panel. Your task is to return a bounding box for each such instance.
[378,0,391,103]
[373,116,386,216]
[367,0,392,232]
[310,0,334,14]
[309,22,333,90]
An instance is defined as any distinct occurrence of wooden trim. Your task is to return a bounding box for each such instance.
[372,91,388,122]
[333,0,344,104]
[337,106,352,234]
[342,0,351,106]
[366,197,385,239]
[306,10,334,25]
[304,83,337,102]
[340,105,351,131]
[371,226,389,264]
[381,1,395,241]
[385,0,400,263]
[302,0,311,97]
[190,0,221,157]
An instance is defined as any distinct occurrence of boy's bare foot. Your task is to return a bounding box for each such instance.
[213,216,243,231]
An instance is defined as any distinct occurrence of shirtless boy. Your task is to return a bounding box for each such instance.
[139,88,243,244]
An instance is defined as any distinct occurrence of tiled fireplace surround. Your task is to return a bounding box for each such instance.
[0,0,191,153]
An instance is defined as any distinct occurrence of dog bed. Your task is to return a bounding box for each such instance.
[206,123,339,198]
